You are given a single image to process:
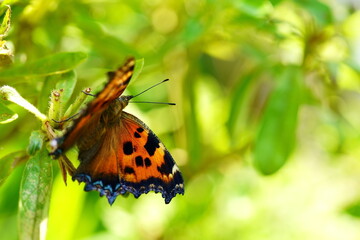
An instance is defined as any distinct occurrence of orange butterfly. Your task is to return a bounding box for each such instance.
[50,58,184,204]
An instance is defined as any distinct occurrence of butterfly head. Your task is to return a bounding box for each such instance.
[49,137,64,159]
[117,95,134,109]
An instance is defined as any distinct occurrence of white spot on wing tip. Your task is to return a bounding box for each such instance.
[172,165,180,174]
[159,142,165,149]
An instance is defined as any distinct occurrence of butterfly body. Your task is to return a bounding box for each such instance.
[51,58,184,205]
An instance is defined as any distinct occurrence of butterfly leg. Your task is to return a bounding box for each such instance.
[58,154,76,185]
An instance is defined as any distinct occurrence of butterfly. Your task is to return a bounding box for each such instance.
[50,57,184,205]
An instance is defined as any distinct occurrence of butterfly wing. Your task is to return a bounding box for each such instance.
[73,111,184,204]
[51,57,135,157]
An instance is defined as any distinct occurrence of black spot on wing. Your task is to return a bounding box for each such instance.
[124,166,135,174]
[134,132,141,138]
[135,156,143,167]
[144,158,151,167]
[123,141,133,155]
[144,132,160,156]
[137,127,144,133]
[157,151,175,175]
[107,71,115,79]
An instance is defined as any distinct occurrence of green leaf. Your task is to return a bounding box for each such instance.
[182,18,204,44]
[227,71,258,142]
[235,0,270,17]
[0,151,27,186]
[0,100,17,123]
[19,146,53,240]
[37,70,76,113]
[0,52,87,79]
[54,70,77,106]
[74,11,138,58]
[297,0,332,26]
[132,58,144,82]
[0,85,47,121]
[269,0,283,6]
[27,131,43,156]
[0,1,18,7]
[254,66,302,175]
[0,5,11,38]
[345,201,360,218]
[62,88,90,121]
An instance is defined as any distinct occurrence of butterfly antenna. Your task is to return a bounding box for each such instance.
[130,101,176,105]
[131,79,169,98]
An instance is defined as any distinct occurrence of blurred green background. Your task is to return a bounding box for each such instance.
[1,0,360,239]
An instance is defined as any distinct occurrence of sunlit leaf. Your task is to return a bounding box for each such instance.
[0,151,27,186]
[132,58,144,82]
[0,85,47,121]
[74,12,138,58]
[297,0,332,26]
[269,0,283,6]
[38,70,77,113]
[185,72,202,165]
[1,1,19,8]
[27,131,43,156]
[345,59,360,74]
[254,66,302,175]
[0,5,11,38]
[227,71,258,142]
[0,100,17,123]
[54,70,77,106]
[235,0,270,17]
[19,147,52,240]
[0,52,87,79]
[182,18,203,44]
[62,88,90,121]
[37,72,72,113]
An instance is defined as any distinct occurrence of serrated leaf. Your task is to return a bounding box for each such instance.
[27,131,43,156]
[0,100,17,123]
[0,151,27,186]
[19,147,52,240]
[0,5,11,38]
[254,66,302,175]
[0,52,87,79]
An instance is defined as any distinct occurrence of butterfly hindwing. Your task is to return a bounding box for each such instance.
[73,111,184,204]
[117,112,184,203]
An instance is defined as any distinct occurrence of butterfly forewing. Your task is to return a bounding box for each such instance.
[52,58,135,156]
